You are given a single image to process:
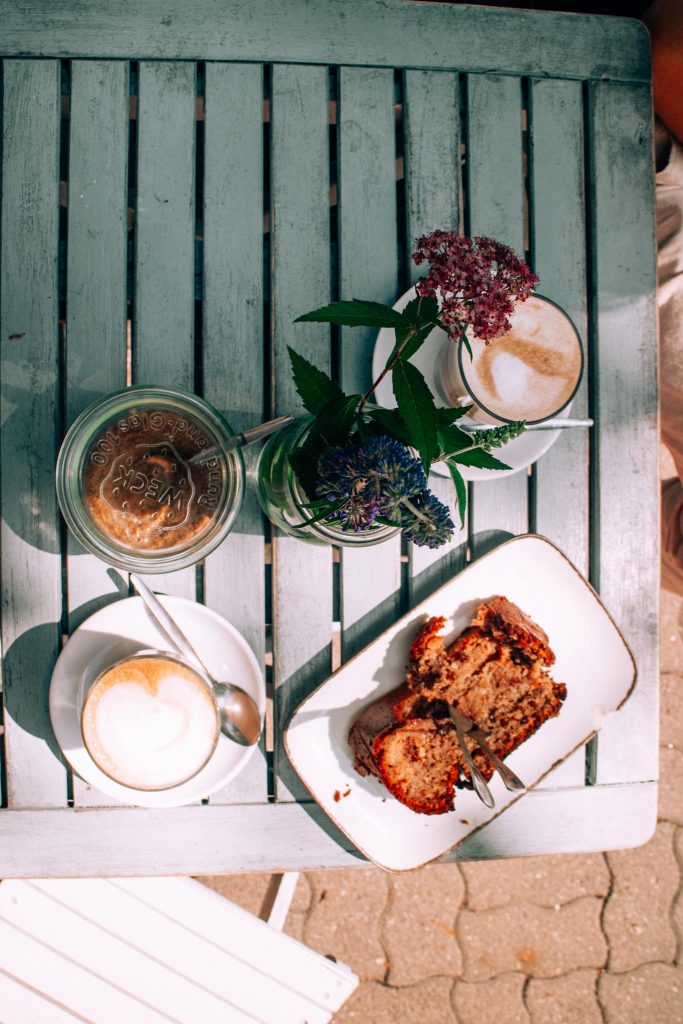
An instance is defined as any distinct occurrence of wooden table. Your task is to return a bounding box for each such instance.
[0,0,658,876]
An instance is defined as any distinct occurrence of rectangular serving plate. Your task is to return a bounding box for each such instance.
[284,534,636,872]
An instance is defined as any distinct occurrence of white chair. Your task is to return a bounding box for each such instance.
[0,874,358,1023]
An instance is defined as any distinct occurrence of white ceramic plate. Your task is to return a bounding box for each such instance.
[372,287,570,480]
[49,596,265,808]
[285,535,636,872]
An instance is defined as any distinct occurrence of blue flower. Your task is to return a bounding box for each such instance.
[329,495,381,532]
[316,435,425,502]
[401,490,455,549]
[314,434,453,548]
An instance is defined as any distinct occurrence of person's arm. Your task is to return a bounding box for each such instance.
[644,0,683,145]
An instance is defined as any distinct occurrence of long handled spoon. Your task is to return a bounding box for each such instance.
[448,707,495,808]
[460,418,593,433]
[450,707,526,795]
[189,414,294,465]
[130,574,263,747]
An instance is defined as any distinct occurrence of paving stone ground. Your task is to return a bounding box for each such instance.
[199,453,683,1023]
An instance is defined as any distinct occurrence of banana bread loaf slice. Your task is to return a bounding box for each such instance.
[348,596,566,814]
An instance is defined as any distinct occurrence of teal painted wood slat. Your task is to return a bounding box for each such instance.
[65,60,131,808]
[134,60,197,600]
[338,66,401,660]
[0,1,651,84]
[271,65,333,802]
[0,60,67,807]
[403,69,468,605]
[202,62,267,804]
[65,60,129,625]
[587,81,658,785]
[466,74,529,558]
[527,78,588,791]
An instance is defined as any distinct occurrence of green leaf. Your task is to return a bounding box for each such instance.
[445,461,467,530]
[288,347,343,415]
[294,299,405,328]
[384,294,441,367]
[386,321,436,367]
[452,448,511,471]
[459,330,473,360]
[391,360,438,471]
[436,405,473,424]
[400,293,439,328]
[437,423,472,457]
[287,446,319,499]
[291,496,347,530]
[367,407,413,446]
[312,393,362,447]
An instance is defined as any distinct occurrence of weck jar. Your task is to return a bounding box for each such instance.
[56,386,244,572]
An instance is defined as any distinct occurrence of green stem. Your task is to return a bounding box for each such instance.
[357,297,424,416]
[399,495,436,532]
[441,441,488,460]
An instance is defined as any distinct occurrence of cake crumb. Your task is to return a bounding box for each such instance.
[342,787,351,798]
[333,789,341,802]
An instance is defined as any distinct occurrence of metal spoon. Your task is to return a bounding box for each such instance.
[448,706,495,808]
[189,414,294,465]
[450,708,526,793]
[459,417,593,433]
[129,574,263,747]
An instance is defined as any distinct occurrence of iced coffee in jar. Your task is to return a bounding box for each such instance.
[56,386,244,572]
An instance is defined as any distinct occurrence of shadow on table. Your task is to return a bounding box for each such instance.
[469,528,517,560]
[2,572,130,770]
[2,621,68,768]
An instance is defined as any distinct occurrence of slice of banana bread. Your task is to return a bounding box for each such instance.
[348,596,566,815]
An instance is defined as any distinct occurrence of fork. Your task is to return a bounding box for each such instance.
[449,707,526,797]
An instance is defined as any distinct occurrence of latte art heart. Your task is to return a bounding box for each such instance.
[82,656,219,790]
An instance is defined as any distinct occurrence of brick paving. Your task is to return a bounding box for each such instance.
[199,452,683,1023]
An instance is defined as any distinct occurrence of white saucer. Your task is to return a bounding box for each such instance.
[49,596,265,808]
[372,287,569,481]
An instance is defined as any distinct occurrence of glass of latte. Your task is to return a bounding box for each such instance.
[81,651,220,791]
[439,294,583,425]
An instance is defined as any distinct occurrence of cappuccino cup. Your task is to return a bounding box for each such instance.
[438,294,583,425]
[81,650,220,791]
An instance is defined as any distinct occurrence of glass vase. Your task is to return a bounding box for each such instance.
[255,416,399,547]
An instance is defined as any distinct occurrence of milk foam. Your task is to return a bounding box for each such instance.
[462,295,581,422]
[82,658,218,790]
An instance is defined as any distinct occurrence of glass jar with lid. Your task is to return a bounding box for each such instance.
[56,386,244,573]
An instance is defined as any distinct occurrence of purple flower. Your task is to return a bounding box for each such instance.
[314,435,453,547]
[316,436,425,506]
[401,491,455,549]
[411,231,539,344]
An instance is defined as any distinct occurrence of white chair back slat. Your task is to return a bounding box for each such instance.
[0,878,358,1024]
[110,877,355,1009]
[0,917,175,1024]
[0,969,87,1024]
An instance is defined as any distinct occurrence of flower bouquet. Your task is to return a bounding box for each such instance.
[257,231,538,550]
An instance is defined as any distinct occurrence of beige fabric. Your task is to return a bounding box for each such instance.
[657,124,683,593]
